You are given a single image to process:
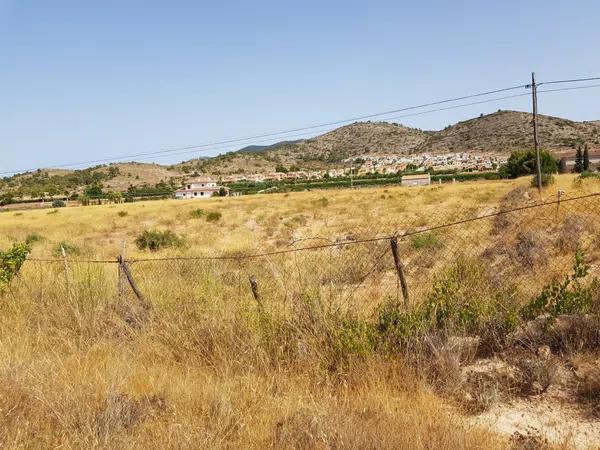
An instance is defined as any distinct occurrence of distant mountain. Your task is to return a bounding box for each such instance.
[424,110,600,152]
[3,110,599,197]
[237,140,302,154]
[185,110,600,174]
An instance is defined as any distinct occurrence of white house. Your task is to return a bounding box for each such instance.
[401,173,431,187]
[175,177,228,199]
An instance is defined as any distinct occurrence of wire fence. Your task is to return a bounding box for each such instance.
[13,191,600,318]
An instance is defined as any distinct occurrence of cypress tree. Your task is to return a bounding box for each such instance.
[574,145,584,173]
[583,143,590,171]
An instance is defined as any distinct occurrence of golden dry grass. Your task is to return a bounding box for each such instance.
[1,174,599,448]
[0,174,594,261]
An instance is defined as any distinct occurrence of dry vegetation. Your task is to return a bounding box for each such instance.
[1,174,600,448]
[188,111,600,174]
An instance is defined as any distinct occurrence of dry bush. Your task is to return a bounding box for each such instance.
[491,186,532,235]
[0,255,514,449]
[555,214,587,253]
[509,429,552,450]
[508,314,600,354]
[514,231,548,269]
[572,355,600,417]
[514,357,558,396]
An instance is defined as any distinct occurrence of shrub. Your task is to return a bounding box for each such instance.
[51,199,66,208]
[530,173,554,187]
[513,230,548,269]
[579,171,600,180]
[0,242,30,289]
[313,197,329,207]
[377,257,518,348]
[206,212,222,222]
[521,250,596,320]
[25,233,43,245]
[189,208,205,219]
[52,241,81,257]
[410,232,442,250]
[135,230,182,251]
[499,150,558,179]
[117,211,128,217]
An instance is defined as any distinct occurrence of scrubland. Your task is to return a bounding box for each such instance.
[1,174,600,448]
[0,174,595,259]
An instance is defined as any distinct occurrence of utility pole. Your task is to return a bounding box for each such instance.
[531,72,542,193]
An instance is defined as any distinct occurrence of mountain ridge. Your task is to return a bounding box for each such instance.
[183,110,600,174]
[2,110,599,196]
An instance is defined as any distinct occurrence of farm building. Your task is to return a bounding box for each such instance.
[401,173,431,187]
[175,177,228,199]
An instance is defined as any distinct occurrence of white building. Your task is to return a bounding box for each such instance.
[401,173,431,187]
[175,177,228,199]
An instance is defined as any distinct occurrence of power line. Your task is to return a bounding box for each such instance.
[1,83,529,176]
[538,83,600,94]
[3,77,599,176]
[123,83,600,164]
[539,76,600,86]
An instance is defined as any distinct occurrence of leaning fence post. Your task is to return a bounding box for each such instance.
[60,245,71,298]
[248,275,262,310]
[119,257,151,311]
[556,189,564,217]
[117,241,126,298]
[390,236,410,308]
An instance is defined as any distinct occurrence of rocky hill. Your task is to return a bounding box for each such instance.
[186,110,600,174]
[424,110,600,152]
[2,110,599,195]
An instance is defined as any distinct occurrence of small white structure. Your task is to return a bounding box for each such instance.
[401,173,431,187]
[175,177,228,199]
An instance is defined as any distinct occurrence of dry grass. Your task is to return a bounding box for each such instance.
[0,174,591,262]
[0,174,598,448]
[0,264,506,449]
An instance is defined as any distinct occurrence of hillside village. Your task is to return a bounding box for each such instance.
[218,152,506,183]
[2,111,599,206]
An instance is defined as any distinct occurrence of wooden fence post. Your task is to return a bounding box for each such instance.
[119,258,151,311]
[248,275,262,310]
[390,236,410,308]
[117,241,126,299]
[60,245,71,298]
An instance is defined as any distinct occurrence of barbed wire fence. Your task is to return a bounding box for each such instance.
[14,191,600,320]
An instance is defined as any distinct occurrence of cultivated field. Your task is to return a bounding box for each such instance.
[1,175,600,448]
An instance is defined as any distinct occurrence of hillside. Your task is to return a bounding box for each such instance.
[184,110,600,174]
[424,110,600,152]
[182,122,429,174]
[0,163,186,199]
[2,110,599,195]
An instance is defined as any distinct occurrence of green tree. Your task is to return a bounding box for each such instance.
[107,191,123,204]
[85,184,104,197]
[574,146,584,173]
[583,144,590,172]
[498,150,558,179]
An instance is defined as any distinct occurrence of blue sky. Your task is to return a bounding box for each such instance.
[1,0,599,174]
